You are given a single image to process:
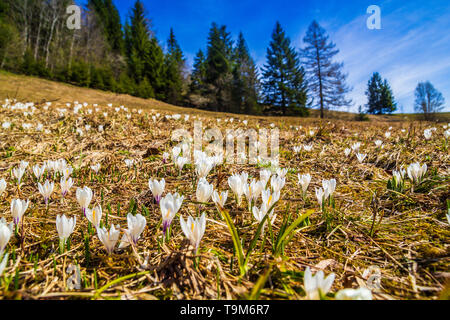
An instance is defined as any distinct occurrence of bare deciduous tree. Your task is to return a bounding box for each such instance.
[414,81,445,120]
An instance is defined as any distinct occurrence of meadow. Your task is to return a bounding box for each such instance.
[0,73,448,300]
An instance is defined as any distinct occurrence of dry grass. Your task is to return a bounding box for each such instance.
[0,73,449,300]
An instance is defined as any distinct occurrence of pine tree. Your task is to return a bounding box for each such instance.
[232,32,261,114]
[302,20,351,118]
[164,28,185,105]
[262,22,308,116]
[365,72,396,114]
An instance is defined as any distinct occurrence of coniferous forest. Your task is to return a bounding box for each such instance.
[0,0,412,118]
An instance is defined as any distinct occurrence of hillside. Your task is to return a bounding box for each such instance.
[2,72,447,123]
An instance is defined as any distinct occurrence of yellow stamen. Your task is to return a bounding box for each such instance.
[165,208,171,219]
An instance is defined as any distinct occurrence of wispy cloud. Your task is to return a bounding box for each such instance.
[330,1,450,112]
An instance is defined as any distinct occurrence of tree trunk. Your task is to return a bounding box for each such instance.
[316,47,324,119]
[34,6,44,60]
[45,15,58,68]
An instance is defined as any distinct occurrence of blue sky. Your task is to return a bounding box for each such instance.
[106,0,450,113]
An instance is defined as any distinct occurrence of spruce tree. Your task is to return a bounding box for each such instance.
[190,49,207,94]
[164,28,185,105]
[232,32,261,114]
[89,0,124,54]
[145,37,165,100]
[125,1,150,84]
[302,20,351,118]
[125,0,165,99]
[262,22,308,116]
[365,72,396,114]
[205,23,234,112]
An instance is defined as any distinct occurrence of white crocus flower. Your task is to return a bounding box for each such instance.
[444,129,450,139]
[315,188,325,208]
[119,213,147,248]
[252,204,277,234]
[196,178,214,203]
[212,190,228,209]
[160,193,184,235]
[0,179,6,196]
[356,153,367,163]
[351,142,361,152]
[56,214,76,250]
[407,162,427,185]
[97,224,120,255]
[124,159,134,168]
[148,178,165,204]
[298,174,312,197]
[384,131,391,139]
[303,267,335,300]
[270,175,286,193]
[0,253,8,276]
[61,166,73,179]
[260,169,272,187]
[195,158,214,179]
[12,167,26,185]
[344,148,351,157]
[374,140,383,148]
[60,177,74,197]
[392,169,406,188]
[228,174,245,205]
[33,164,46,180]
[276,168,288,178]
[162,152,170,163]
[175,156,189,172]
[172,146,181,161]
[11,199,29,225]
[293,146,302,153]
[322,179,336,200]
[239,172,249,186]
[38,180,54,205]
[180,213,206,252]
[423,129,432,140]
[91,163,101,173]
[303,144,313,152]
[261,189,280,210]
[85,205,102,228]
[0,218,13,255]
[76,186,93,214]
[244,179,264,207]
[335,287,373,300]
[19,161,29,169]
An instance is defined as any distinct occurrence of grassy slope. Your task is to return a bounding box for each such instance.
[0,70,448,300]
[2,71,448,123]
